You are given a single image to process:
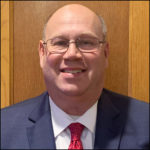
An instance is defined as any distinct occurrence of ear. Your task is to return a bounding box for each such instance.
[104,42,109,67]
[104,42,109,58]
[38,40,45,68]
[39,40,45,57]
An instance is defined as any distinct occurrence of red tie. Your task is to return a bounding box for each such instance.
[68,123,84,150]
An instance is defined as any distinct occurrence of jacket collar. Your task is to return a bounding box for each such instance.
[26,89,124,149]
[94,89,124,149]
[26,92,56,149]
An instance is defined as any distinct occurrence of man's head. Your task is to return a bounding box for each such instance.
[39,4,109,106]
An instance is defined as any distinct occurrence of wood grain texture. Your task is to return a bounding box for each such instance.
[1,1,10,108]
[129,1,149,102]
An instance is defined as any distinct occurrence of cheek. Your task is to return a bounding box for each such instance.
[41,55,61,76]
[87,53,107,76]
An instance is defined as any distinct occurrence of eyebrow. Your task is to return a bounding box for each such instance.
[81,32,99,39]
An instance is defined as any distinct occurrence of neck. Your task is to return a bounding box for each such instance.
[48,87,103,116]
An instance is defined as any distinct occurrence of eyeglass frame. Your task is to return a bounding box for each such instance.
[42,37,106,54]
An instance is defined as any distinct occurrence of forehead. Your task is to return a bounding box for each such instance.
[45,5,102,39]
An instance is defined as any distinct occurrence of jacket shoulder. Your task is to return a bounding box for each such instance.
[1,92,48,124]
[102,89,149,148]
[103,89,149,149]
[102,88,149,130]
[103,88,149,110]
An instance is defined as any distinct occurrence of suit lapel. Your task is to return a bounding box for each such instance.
[26,93,56,149]
[94,90,124,149]
[26,90,124,149]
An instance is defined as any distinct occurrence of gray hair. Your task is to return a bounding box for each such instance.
[98,16,107,41]
[42,14,107,41]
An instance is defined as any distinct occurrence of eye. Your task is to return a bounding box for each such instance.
[77,38,98,50]
[51,39,68,47]
[78,39,96,48]
[81,40,94,45]
[79,38,96,45]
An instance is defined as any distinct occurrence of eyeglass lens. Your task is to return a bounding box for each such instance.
[45,37,103,53]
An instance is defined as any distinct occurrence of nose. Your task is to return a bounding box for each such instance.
[63,41,82,60]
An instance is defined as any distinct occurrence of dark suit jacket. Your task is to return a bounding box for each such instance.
[1,89,149,149]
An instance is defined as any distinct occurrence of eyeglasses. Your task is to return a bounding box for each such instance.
[43,37,105,54]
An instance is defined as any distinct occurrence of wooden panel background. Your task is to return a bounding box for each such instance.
[1,1,10,108]
[1,1,149,108]
[1,1,14,108]
[128,1,149,101]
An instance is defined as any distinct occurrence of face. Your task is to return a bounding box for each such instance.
[39,5,109,98]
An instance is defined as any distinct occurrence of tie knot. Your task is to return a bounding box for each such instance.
[68,123,84,141]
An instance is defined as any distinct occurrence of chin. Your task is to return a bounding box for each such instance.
[59,85,87,97]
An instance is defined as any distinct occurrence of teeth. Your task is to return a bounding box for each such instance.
[63,70,83,73]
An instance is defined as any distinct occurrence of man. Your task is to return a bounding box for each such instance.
[1,4,149,149]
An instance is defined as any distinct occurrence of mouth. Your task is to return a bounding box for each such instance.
[60,68,86,74]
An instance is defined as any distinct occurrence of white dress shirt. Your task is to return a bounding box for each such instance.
[49,96,98,149]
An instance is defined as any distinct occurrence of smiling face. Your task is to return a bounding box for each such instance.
[39,4,109,102]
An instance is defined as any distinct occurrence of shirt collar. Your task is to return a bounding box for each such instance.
[49,96,98,138]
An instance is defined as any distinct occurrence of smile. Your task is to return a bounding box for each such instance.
[60,68,86,74]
